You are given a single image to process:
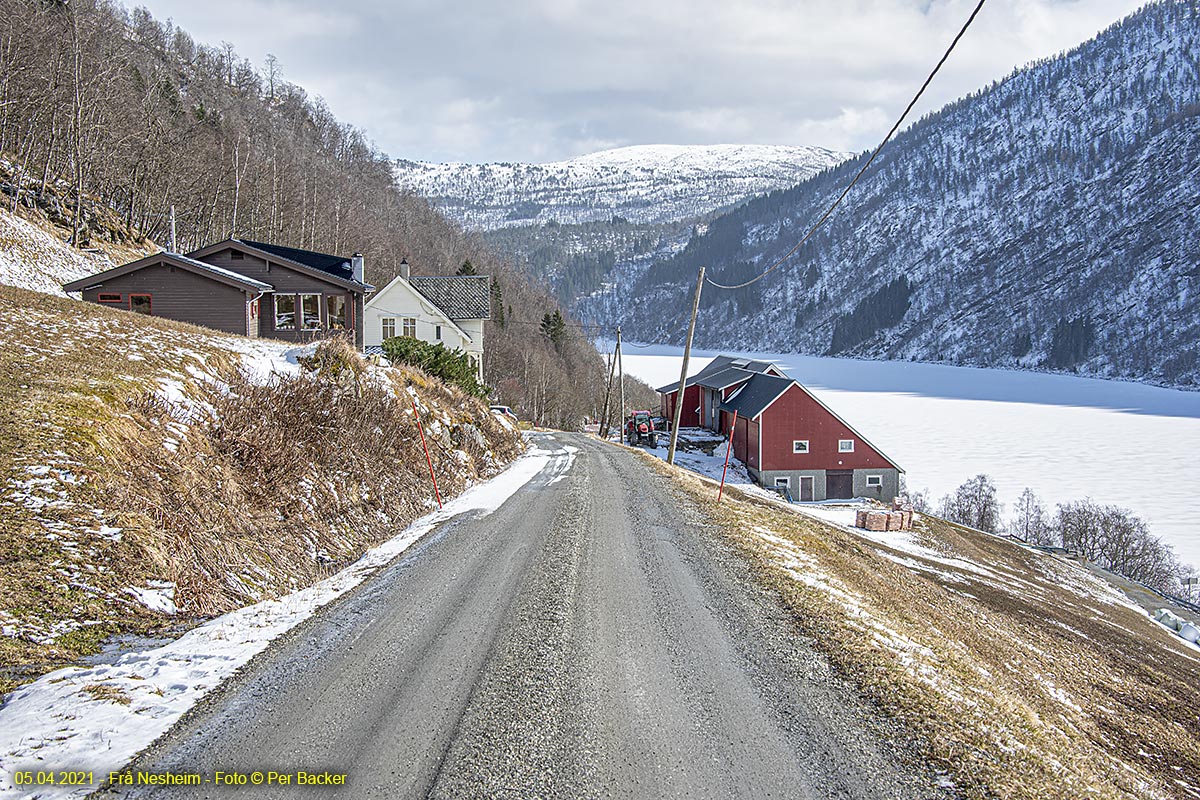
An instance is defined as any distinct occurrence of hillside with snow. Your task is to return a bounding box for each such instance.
[586,2,1200,390]
[0,210,138,296]
[395,144,848,230]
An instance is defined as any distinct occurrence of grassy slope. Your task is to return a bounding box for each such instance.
[0,286,520,694]
[646,457,1200,800]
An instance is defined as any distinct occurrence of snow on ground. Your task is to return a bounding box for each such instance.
[0,210,113,295]
[0,436,572,800]
[615,344,1200,569]
[637,418,1198,661]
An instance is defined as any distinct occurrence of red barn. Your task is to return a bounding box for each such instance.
[657,355,783,428]
[716,371,903,502]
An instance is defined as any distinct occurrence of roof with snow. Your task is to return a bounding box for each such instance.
[717,373,795,420]
[656,354,779,394]
[695,367,756,390]
[63,251,274,294]
[408,275,491,320]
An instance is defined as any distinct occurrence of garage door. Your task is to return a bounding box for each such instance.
[826,470,853,499]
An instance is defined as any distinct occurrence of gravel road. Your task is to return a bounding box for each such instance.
[110,433,946,799]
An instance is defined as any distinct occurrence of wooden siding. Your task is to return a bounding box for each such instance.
[81,261,248,336]
[745,418,760,471]
[758,385,896,473]
[661,384,702,428]
[201,248,363,348]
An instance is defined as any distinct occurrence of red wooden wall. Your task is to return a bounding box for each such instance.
[759,386,895,472]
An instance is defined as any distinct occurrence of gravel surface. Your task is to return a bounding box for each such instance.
[107,433,947,799]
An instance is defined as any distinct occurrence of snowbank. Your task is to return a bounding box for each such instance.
[0,438,570,799]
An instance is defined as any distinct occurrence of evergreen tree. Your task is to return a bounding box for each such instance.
[540,310,566,349]
[491,278,505,328]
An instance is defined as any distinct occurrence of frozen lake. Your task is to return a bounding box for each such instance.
[612,343,1200,570]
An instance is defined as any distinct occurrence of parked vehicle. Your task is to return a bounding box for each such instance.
[625,410,658,448]
[489,405,519,423]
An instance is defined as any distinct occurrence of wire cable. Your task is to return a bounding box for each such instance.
[705,0,988,291]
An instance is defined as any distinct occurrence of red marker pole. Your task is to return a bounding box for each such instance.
[411,395,443,509]
[717,410,738,502]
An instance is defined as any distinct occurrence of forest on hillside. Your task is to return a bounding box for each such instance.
[596,0,1200,390]
[0,0,604,428]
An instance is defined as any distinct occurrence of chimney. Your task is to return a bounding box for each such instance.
[351,253,364,283]
[399,258,410,280]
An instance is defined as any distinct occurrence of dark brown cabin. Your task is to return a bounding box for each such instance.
[63,240,373,348]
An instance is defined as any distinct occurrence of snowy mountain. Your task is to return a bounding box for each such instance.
[394,144,848,230]
[584,1,1200,390]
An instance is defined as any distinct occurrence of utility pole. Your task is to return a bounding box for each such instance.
[598,340,617,439]
[667,266,705,465]
[616,326,625,441]
[169,204,177,252]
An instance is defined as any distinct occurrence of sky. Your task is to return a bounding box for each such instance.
[132,0,1146,165]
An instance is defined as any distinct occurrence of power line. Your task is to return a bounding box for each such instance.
[705,0,989,291]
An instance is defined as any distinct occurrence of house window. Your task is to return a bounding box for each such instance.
[866,475,883,488]
[838,439,855,453]
[435,324,442,340]
[327,296,347,330]
[382,317,396,339]
[98,293,122,303]
[300,294,322,329]
[792,440,809,454]
[774,477,791,488]
[402,317,417,338]
[274,294,296,330]
[129,294,152,315]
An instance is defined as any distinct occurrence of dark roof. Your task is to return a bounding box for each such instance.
[185,239,372,292]
[695,367,756,390]
[718,373,795,419]
[408,275,491,319]
[656,354,780,394]
[63,251,273,294]
[239,239,354,282]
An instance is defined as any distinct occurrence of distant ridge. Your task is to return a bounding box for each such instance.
[395,144,849,230]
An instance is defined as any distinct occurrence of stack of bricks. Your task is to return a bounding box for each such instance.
[854,499,914,533]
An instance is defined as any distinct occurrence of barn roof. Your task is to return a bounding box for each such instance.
[656,354,779,394]
[720,373,905,471]
[695,367,756,390]
[408,275,491,320]
[717,373,795,419]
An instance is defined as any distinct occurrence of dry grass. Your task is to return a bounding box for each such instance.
[80,683,131,705]
[0,288,520,692]
[646,459,1200,800]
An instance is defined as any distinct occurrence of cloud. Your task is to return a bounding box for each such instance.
[134,0,1146,163]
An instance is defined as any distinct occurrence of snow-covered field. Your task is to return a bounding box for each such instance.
[617,344,1200,569]
[0,438,572,800]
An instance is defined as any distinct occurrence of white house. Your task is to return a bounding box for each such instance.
[363,260,491,378]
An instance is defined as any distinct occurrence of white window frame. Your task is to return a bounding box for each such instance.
[381,317,396,339]
[866,475,883,488]
[798,475,815,501]
[300,293,322,330]
[435,324,442,340]
[774,476,791,488]
[792,439,809,454]
[326,294,347,330]
[402,317,417,338]
[274,293,296,330]
[838,439,855,453]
